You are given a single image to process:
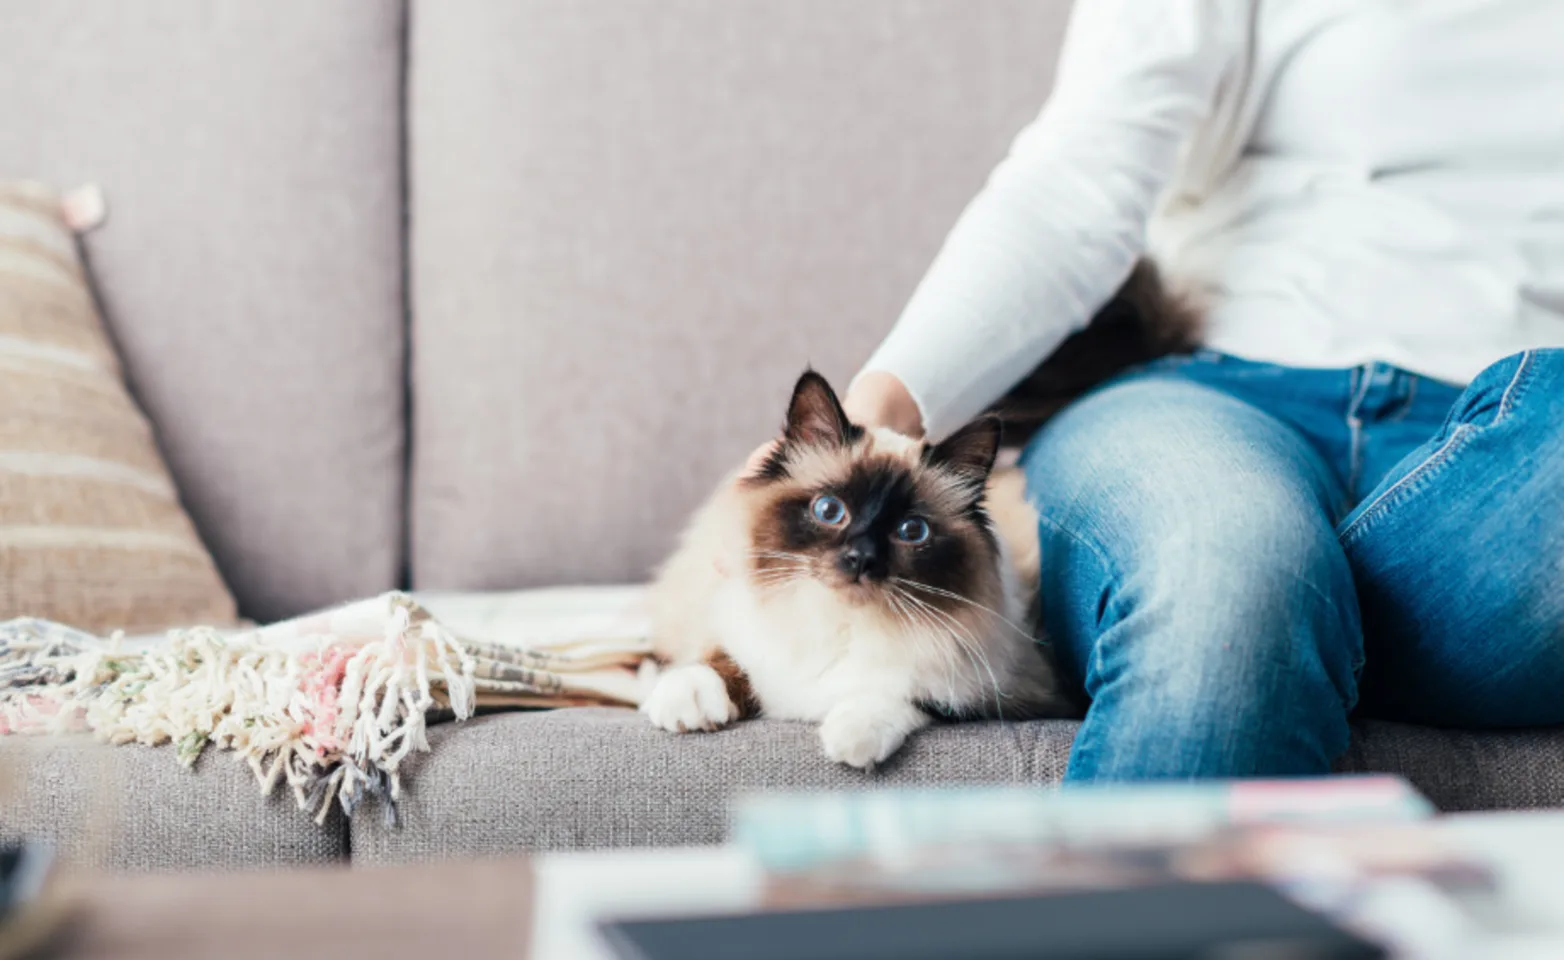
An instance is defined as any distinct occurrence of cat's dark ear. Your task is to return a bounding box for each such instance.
[926,415,1001,485]
[783,369,858,448]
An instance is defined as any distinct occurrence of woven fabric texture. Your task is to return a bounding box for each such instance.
[0,733,346,871]
[349,709,1564,865]
[0,183,236,634]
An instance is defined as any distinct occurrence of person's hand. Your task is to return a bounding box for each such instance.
[738,372,924,481]
[841,371,924,438]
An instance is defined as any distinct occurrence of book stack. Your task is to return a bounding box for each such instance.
[715,777,1495,958]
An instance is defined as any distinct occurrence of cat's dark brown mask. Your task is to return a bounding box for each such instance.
[743,371,1003,608]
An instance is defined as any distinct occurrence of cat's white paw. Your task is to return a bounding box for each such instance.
[641,664,738,733]
[818,699,928,769]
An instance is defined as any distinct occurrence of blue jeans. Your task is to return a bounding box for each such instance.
[1018,348,1564,781]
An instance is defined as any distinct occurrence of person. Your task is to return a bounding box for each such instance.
[822,0,1564,780]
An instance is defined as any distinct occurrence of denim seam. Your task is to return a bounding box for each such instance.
[1386,374,1417,423]
[1034,511,1122,680]
[1338,424,1473,547]
[1343,365,1373,497]
[1339,351,1533,547]
[1497,350,1536,422]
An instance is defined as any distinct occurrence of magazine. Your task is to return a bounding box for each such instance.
[733,776,1436,876]
[730,777,1499,958]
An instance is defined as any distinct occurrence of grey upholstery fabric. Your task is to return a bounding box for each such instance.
[0,1,407,621]
[5,715,1560,872]
[0,736,345,872]
[350,708,1077,864]
[1336,721,1564,813]
[409,0,1075,590]
[3,713,1554,872]
[351,709,1564,865]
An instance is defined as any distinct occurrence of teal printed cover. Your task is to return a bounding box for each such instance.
[733,776,1434,874]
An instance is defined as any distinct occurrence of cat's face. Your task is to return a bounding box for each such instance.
[740,371,1004,614]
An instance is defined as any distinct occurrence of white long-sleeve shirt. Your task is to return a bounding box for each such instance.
[857,0,1564,440]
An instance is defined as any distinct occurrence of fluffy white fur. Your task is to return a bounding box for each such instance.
[642,426,1068,769]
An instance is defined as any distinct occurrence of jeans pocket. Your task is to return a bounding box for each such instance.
[1446,350,1535,430]
[1338,425,1474,547]
[1338,351,1534,547]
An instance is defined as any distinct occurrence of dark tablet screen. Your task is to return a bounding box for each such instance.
[599,880,1386,960]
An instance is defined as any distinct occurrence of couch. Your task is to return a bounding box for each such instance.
[3,0,1560,872]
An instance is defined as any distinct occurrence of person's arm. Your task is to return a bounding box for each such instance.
[849,0,1248,440]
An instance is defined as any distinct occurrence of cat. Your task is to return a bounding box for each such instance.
[640,370,1079,769]
[639,259,1199,768]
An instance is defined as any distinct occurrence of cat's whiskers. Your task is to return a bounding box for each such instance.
[745,550,814,565]
[916,597,1003,701]
[749,563,811,593]
[891,577,1035,643]
[924,600,966,707]
[749,563,810,577]
[885,589,947,705]
[745,552,811,570]
[913,594,957,706]
[885,589,958,704]
[890,588,973,707]
[895,587,1006,719]
[744,550,815,594]
[752,572,806,590]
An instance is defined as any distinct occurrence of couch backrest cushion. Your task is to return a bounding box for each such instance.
[410,0,1073,590]
[0,1,408,620]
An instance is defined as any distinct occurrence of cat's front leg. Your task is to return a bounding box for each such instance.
[641,652,758,734]
[818,695,931,770]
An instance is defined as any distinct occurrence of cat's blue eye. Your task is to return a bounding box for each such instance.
[896,517,931,544]
[811,495,848,526]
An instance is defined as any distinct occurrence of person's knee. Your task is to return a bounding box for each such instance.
[1078,509,1359,775]
[1117,506,1358,713]
[1020,380,1362,721]
[1020,376,1340,546]
[1024,388,1353,640]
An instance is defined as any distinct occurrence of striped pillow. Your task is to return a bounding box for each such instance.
[0,182,237,634]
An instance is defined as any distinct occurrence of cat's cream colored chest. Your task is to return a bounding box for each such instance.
[710,581,925,722]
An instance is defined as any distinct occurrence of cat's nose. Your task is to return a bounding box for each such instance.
[838,539,884,581]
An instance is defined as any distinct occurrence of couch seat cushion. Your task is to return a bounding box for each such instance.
[0,734,346,872]
[350,708,1564,865]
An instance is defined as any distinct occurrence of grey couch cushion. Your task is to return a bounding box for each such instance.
[0,735,346,872]
[350,708,1077,865]
[8,712,1557,871]
[408,0,1074,590]
[1337,721,1564,812]
[0,1,407,621]
[351,708,1564,865]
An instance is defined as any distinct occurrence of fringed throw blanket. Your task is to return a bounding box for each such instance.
[0,589,653,825]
